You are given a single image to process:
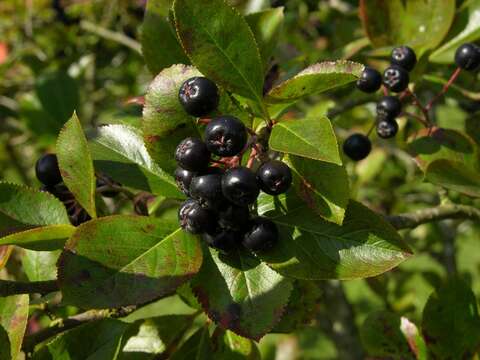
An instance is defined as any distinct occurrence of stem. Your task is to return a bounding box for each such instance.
[79,20,141,54]
[0,280,58,297]
[366,119,376,136]
[404,89,431,126]
[401,111,430,128]
[426,67,462,111]
[246,146,258,169]
[327,95,375,119]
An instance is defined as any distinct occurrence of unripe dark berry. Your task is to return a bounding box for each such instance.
[356,67,382,93]
[376,119,398,139]
[175,137,211,172]
[178,77,219,117]
[189,172,226,210]
[96,177,121,198]
[218,203,250,231]
[376,96,402,119]
[455,43,480,71]
[178,199,215,234]
[202,229,241,253]
[343,134,371,161]
[383,66,409,93]
[390,46,417,72]
[175,167,197,196]
[243,217,278,252]
[256,160,292,196]
[222,167,260,206]
[204,116,247,157]
[35,154,62,186]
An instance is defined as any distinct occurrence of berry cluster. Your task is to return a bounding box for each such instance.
[176,77,292,253]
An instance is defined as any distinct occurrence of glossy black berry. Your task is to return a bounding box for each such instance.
[243,217,278,252]
[455,43,480,71]
[178,199,215,234]
[189,172,226,210]
[356,67,382,93]
[202,229,241,253]
[376,96,402,120]
[383,66,409,93]
[178,77,219,117]
[35,154,62,186]
[204,116,247,157]
[376,119,398,139]
[343,134,371,161]
[256,160,292,196]
[391,46,417,72]
[218,204,250,231]
[96,177,121,198]
[222,167,260,206]
[175,137,211,172]
[175,167,197,196]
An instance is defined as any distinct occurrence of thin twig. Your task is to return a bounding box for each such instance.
[426,68,462,111]
[404,89,431,126]
[79,20,141,54]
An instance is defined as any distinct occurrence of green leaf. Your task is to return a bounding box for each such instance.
[0,326,11,360]
[89,125,182,198]
[266,61,363,104]
[57,112,97,218]
[143,64,201,173]
[422,278,480,359]
[430,0,480,63]
[22,250,61,281]
[269,117,342,164]
[359,0,455,57]
[33,319,128,360]
[170,326,212,360]
[0,182,70,237]
[257,194,412,280]
[0,224,75,251]
[58,215,203,309]
[425,160,480,198]
[245,8,284,70]
[212,331,261,360]
[141,0,190,74]
[174,0,264,103]
[0,295,29,360]
[191,247,292,340]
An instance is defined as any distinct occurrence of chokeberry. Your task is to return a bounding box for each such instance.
[204,116,247,157]
[376,119,398,139]
[256,160,292,196]
[356,67,382,93]
[455,43,480,71]
[202,228,241,253]
[383,66,409,93]
[218,203,250,231]
[178,77,219,117]
[343,134,371,161]
[96,177,121,198]
[243,217,278,252]
[391,46,417,72]
[175,167,197,196]
[35,154,62,186]
[376,96,402,119]
[222,167,260,206]
[189,172,226,210]
[178,199,215,234]
[175,137,211,172]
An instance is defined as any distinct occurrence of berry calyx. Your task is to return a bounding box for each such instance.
[175,137,211,172]
[35,154,62,186]
[390,46,417,72]
[356,67,382,93]
[178,199,215,234]
[455,43,480,71]
[243,217,278,252]
[175,167,197,196]
[178,77,219,117]
[204,116,247,157]
[383,66,409,93]
[343,134,371,161]
[189,172,226,210]
[218,203,250,231]
[256,160,292,196]
[222,167,260,206]
[376,96,402,119]
[202,228,241,253]
[376,119,399,139]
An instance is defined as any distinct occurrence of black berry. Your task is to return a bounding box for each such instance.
[256,160,292,196]
[204,116,247,157]
[35,154,62,186]
[222,167,260,206]
[175,137,211,172]
[243,217,278,252]
[391,46,417,72]
[202,229,241,253]
[175,167,197,196]
[343,134,371,161]
[383,66,409,93]
[356,67,382,93]
[218,204,250,231]
[376,119,398,139]
[189,172,226,210]
[178,77,219,117]
[376,96,402,119]
[178,199,215,234]
[455,43,480,71]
